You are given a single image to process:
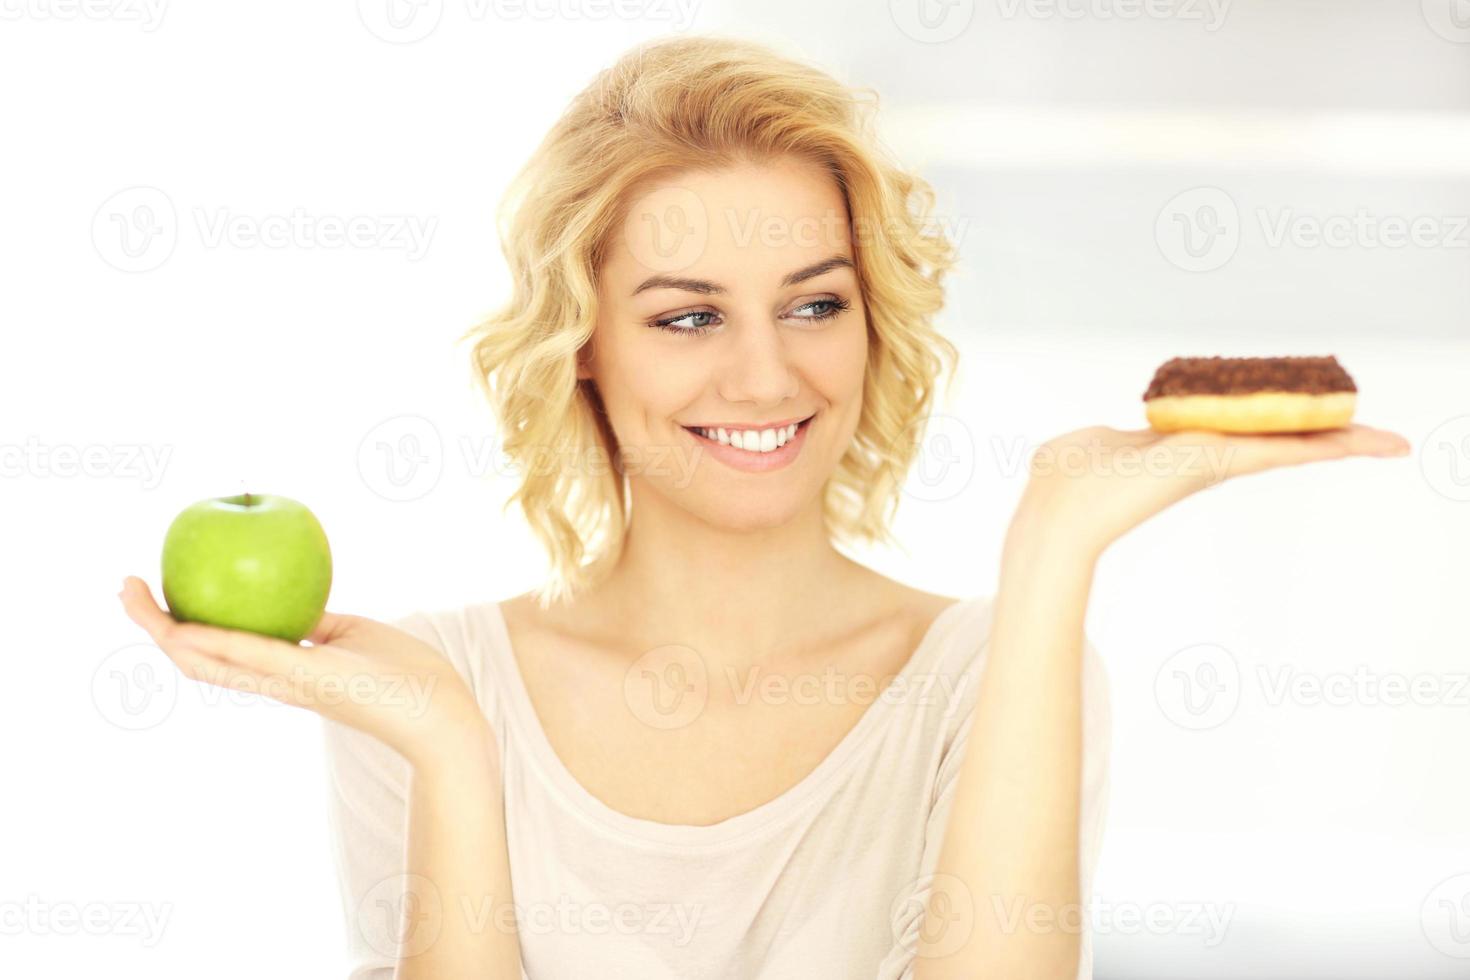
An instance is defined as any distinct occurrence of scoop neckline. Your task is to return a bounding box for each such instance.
[480,596,971,851]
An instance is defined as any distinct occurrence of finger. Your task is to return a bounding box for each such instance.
[120,576,348,680]
[119,575,173,637]
[118,577,250,685]
[306,611,370,646]
[1334,423,1411,456]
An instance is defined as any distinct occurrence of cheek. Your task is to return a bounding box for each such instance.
[602,334,709,419]
[806,319,868,393]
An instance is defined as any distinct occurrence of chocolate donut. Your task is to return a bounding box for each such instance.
[1142,355,1357,434]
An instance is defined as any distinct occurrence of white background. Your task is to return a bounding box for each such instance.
[2,1,1468,977]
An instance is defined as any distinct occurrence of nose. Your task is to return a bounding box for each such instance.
[716,318,801,408]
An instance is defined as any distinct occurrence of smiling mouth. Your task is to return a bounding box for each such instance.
[680,413,816,447]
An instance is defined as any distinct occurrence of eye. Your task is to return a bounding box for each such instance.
[648,309,721,336]
[789,297,851,321]
[644,296,852,337]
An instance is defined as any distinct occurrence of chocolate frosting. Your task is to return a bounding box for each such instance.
[1143,355,1357,399]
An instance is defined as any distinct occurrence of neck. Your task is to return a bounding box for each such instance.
[583,479,866,668]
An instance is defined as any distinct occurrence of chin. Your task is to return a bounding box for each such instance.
[687,491,811,532]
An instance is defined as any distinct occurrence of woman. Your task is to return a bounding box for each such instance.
[119,33,1410,980]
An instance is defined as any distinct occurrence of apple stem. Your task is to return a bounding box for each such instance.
[243,492,252,507]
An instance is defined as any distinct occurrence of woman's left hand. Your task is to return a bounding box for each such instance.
[1008,422,1412,560]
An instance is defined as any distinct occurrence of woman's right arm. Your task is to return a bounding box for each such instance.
[118,577,523,978]
[394,721,521,979]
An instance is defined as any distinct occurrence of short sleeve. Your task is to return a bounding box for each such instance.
[877,634,1113,980]
[320,611,439,980]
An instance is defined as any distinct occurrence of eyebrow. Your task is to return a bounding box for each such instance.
[631,255,855,297]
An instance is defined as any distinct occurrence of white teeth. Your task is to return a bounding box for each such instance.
[691,421,801,453]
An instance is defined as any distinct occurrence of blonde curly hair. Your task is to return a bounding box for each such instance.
[461,33,962,609]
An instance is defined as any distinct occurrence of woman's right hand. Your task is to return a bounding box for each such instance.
[118,575,491,770]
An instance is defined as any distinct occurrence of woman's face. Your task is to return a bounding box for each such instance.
[579,155,868,530]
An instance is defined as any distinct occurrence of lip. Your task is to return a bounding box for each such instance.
[681,414,814,473]
[681,413,814,431]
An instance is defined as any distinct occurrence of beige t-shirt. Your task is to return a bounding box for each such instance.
[322,594,1112,979]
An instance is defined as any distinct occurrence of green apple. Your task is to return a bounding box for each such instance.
[161,492,333,642]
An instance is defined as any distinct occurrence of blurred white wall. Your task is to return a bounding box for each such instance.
[1,1,1466,977]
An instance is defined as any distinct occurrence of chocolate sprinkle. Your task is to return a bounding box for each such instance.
[1143,355,1356,400]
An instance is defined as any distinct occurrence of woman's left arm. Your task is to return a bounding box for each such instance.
[911,422,1410,980]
